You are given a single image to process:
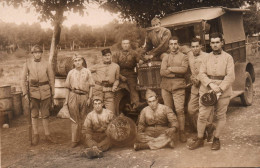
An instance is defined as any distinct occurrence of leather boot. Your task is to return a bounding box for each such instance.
[211,137,220,150]
[179,130,187,143]
[32,134,40,146]
[134,143,149,151]
[187,137,204,150]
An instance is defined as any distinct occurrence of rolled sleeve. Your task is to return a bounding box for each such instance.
[168,54,188,74]
[160,55,175,77]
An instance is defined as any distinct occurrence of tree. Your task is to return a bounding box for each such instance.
[243,3,260,35]
[101,0,254,27]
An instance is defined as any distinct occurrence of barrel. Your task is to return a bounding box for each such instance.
[11,91,23,117]
[54,77,67,108]
[0,85,13,121]
[56,57,74,77]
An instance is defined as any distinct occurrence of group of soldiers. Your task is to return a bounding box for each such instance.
[21,16,235,158]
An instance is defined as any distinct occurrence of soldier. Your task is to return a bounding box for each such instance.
[89,48,120,113]
[113,38,141,109]
[144,17,171,61]
[188,32,235,150]
[64,54,94,148]
[82,95,114,158]
[160,36,189,143]
[134,89,178,151]
[21,45,56,145]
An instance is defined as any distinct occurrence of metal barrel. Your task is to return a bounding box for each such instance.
[54,77,67,108]
[0,85,13,122]
[11,91,23,117]
[56,57,74,77]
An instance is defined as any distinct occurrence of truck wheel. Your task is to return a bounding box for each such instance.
[240,72,253,106]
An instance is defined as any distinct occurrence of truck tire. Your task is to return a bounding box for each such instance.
[240,72,253,106]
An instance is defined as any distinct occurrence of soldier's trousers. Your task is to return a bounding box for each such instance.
[68,92,88,143]
[162,89,185,131]
[31,97,51,118]
[136,127,177,150]
[197,96,230,138]
[85,132,111,151]
[126,76,140,106]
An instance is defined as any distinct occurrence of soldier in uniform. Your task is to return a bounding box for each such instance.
[134,89,178,151]
[160,36,189,143]
[83,95,114,155]
[188,32,235,150]
[89,48,120,113]
[144,17,171,61]
[21,45,56,145]
[113,38,141,109]
[64,54,94,148]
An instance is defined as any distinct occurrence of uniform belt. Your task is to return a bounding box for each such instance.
[95,81,113,87]
[69,88,88,95]
[30,81,49,87]
[208,75,225,80]
[149,124,167,128]
[165,74,184,78]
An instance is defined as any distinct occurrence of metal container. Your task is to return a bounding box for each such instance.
[11,91,23,117]
[0,85,13,121]
[0,85,12,99]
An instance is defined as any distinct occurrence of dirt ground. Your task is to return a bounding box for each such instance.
[1,49,260,168]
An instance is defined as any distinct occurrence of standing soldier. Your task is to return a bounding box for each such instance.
[64,54,94,148]
[144,17,171,61]
[113,38,141,109]
[21,45,56,145]
[90,48,120,113]
[160,36,189,143]
[134,89,178,151]
[188,32,235,150]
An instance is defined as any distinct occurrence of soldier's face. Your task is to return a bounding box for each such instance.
[169,40,179,52]
[121,40,130,51]
[73,58,83,68]
[210,38,223,51]
[152,22,161,32]
[147,96,159,110]
[33,52,42,60]
[93,100,103,113]
[102,53,112,63]
[191,42,201,56]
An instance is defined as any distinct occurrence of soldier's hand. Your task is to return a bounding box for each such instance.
[165,127,177,138]
[24,94,29,102]
[144,54,153,60]
[112,86,117,92]
[120,76,127,82]
[87,98,91,106]
[138,60,144,65]
[209,83,221,93]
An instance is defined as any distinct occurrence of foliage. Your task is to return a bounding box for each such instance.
[243,3,260,35]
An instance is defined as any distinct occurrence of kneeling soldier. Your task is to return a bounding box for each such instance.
[134,89,178,151]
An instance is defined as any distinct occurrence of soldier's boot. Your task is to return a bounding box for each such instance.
[45,134,57,144]
[211,137,220,150]
[32,134,40,146]
[179,130,187,143]
[134,143,149,151]
[187,137,204,150]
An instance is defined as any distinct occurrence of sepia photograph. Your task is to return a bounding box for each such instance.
[0,0,259,167]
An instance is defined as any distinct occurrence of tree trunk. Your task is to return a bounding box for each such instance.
[49,9,64,74]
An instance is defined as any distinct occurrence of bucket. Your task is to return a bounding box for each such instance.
[11,91,23,117]
[54,77,67,107]
[0,85,13,121]
[56,57,74,77]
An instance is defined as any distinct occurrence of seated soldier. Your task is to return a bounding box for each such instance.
[134,89,179,151]
[82,95,115,158]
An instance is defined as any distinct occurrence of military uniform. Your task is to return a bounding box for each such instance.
[145,27,171,61]
[160,51,188,133]
[197,50,235,138]
[113,49,140,107]
[83,108,114,151]
[89,62,120,113]
[136,104,178,149]
[65,67,94,144]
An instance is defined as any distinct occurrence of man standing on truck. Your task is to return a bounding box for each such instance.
[21,45,56,146]
[113,38,141,110]
[188,32,235,150]
[144,17,171,61]
[89,48,120,113]
[160,36,189,143]
[134,89,178,151]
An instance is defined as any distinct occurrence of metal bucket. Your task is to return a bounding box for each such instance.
[56,57,74,77]
[54,77,67,108]
[11,91,23,117]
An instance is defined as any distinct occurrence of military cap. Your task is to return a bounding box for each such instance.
[72,53,83,60]
[145,89,157,100]
[92,95,103,102]
[151,17,160,26]
[31,45,43,53]
[200,92,218,106]
[101,48,111,56]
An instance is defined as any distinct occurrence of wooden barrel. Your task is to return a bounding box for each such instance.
[54,77,67,107]
[0,85,13,121]
[56,57,74,77]
[0,85,11,99]
[11,91,23,117]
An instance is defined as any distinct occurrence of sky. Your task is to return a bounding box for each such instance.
[0,3,119,29]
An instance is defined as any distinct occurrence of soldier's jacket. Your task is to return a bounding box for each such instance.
[64,68,94,92]
[138,104,178,133]
[188,51,208,94]
[83,108,114,134]
[21,58,54,100]
[160,51,189,92]
[113,49,140,76]
[89,62,120,88]
[199,50,235,98]
[145,27,171,60]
